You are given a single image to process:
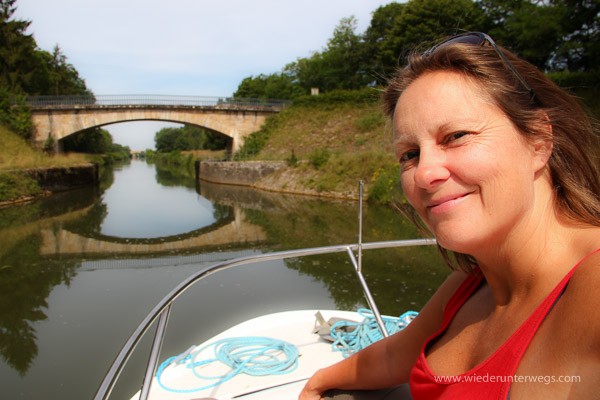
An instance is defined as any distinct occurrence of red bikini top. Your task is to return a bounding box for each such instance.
[409,248,600,400]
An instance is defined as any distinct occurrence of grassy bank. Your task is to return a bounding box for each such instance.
[235,89,404,203]
[0,126,92,203]
[237,85,600,204]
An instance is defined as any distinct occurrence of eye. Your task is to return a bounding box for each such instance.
[443,131,471,144]
[399,149,420,163]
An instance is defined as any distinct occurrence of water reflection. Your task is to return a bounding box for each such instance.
[101,161,217,238]
[0,160,449,399]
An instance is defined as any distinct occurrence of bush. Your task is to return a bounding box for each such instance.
[292,88,380,107]
[309,149,331,169]
[354,112,385,133]
[0,88,33,140]
[368,166,402,205]
[286,149,299,167]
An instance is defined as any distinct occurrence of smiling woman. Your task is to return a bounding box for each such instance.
[299,32,600,400]
[392,70,551,256]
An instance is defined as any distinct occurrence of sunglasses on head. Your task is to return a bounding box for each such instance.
[424,32,537,103]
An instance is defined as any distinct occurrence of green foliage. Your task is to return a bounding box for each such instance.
[235,0,598,96]
[234,129,270,160]
[368,165,402,205]
[0,171,41,202]
[308,148,331,169]
[0,0,92,145]
[146,151,196,179]
[0,1,91,96]
[362,2,407,83]
[354,112,385,133]
[292,88,380,107]
[548,71,600,90]
[61,127,113,154]
[284,16,368,93]
[0,87,32,139]
[42,134,54,154]
[233,116,281,160]
[285,149,299,167]
[154,125,229,153]
[103,142,131,163]
[234,72,305,99]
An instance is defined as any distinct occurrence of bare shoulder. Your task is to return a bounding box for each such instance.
[562,243,600,352]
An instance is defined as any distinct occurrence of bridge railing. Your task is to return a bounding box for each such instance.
[26,94,290,109]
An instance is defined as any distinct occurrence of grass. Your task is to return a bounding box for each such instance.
[247,100,401,201]
[0,125,91,171]
[0,125,93,203]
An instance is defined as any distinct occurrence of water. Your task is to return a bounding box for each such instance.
[0,159,449,399]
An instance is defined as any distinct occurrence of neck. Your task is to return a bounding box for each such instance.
[471,197,580,306]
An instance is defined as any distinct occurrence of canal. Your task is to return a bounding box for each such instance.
[0,159,449,399]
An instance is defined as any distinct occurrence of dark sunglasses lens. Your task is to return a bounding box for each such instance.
[443,34,485,48]
[426,33,485,55]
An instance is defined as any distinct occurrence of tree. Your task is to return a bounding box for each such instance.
[384,0,488,63]
[234,72,304,99]
[480,0,563,70]
[0,0,38,93]
[61,127,113,154]
[0,0,91,95]
[362,2,407,85]
[552,0,599,71]
[286,16,368,93]
[154,125,229,153]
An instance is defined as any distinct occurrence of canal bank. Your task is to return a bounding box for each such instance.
[0,163,99,207]
[196,160,362,200]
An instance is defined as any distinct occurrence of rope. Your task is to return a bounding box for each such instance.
[156,336,299,394]
[330,308,418,358]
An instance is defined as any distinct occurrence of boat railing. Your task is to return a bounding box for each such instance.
[94,238,436,400]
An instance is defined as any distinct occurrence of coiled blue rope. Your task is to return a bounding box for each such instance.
[330,308,418,358]
[156,336,299,394]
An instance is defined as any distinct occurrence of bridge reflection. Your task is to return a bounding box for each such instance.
[39,206,266,257]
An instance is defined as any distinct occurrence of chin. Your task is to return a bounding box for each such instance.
[432,229,481,255]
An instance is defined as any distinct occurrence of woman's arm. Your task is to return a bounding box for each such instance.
[299,270,468,400]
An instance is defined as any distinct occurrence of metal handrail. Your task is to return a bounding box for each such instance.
[93,238,436,400]
[25,94,291,109]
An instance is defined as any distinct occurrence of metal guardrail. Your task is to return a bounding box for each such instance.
[25,94,290,109]
[93,238,436,400]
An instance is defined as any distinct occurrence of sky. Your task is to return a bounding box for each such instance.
[15,0,396,150]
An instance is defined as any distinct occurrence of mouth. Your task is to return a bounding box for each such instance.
[426,192,471,213]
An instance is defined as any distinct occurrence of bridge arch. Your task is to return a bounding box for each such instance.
[27,95,287,153]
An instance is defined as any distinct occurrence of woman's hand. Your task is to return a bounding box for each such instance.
[298,372,326,400]
[298,384,323,400]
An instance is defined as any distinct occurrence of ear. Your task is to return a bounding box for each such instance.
[530,112,553,173]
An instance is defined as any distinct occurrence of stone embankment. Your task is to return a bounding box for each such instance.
[0,163,99,207]
[196,161,359,200]
[24,163,99,192]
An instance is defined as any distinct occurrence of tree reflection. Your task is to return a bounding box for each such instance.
[0,233,78,375]
[238,195,451,314]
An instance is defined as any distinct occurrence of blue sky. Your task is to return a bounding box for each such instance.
[15,0,396,149]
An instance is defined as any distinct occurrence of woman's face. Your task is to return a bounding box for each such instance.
[393,71,548,254]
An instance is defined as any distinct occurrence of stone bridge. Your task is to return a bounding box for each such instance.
[27,95,288,153]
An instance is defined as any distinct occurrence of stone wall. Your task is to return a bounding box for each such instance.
[24,163,99,192]
[197,161,286,187]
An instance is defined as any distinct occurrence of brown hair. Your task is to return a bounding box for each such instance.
[383,38,600,272]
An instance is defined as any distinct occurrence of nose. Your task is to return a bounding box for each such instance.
[413,148,450,190]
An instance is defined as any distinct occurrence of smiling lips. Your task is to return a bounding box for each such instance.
[426,192,471,214]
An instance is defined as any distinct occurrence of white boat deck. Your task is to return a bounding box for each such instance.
[132,309,361,400]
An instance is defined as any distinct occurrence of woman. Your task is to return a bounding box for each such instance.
[299,32,600,399]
